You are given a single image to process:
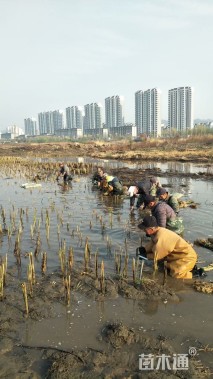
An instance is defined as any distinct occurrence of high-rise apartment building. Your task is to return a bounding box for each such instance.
[135,88,161,137]
[24,118,37,136]
[84,103,102,129]
[38,110,64,135]
[52,110,64,132]
[168,87,194,131]
[66,106,83,129]
[38,112,52,135]
[105,96,124,129]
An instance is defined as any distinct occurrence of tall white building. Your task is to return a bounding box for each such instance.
[105,96,124,129]
[24,117,37,136]
[168,87,194,131]
[66,106,83,129]
[135,88,161,137]
[84,103,102,129]
[52,110,64,132]
[38,110,64,135]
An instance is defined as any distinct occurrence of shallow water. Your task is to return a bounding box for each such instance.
[1,162,213,275]
[0,159,213,372]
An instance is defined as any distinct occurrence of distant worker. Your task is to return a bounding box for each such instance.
[138,215,197,279]
[56,162,72,183]
[143,194,184,235]
[92,166,105,187]
[128,177,161,211]
[156,187,180,214]
[102,174,123,195]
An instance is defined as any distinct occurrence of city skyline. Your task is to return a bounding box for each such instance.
[0,0,213,131]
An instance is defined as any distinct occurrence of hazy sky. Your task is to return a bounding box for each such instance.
[0,0,213,131]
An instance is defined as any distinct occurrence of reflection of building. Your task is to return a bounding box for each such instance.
[105,96,124,129]
[24,118,38,136]
[135,88,161,137]
[168,87,194,131]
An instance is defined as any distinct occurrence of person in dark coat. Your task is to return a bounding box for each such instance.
[56,163,72,183]
[143,195,184,235]
[156,187,180,214]
[128,177,161,211]
[92,166,105,187]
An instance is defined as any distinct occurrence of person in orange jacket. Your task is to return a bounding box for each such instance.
[138,215,197,279]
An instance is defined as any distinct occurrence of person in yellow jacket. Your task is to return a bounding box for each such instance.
[101,174,124,195]
[138,215,197,279]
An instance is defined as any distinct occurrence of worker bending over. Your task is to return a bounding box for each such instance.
[138,215,197,279]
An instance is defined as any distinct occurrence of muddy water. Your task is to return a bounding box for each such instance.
[0,160,213,375]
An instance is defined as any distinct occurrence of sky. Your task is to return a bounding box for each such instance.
[0,0,213,131]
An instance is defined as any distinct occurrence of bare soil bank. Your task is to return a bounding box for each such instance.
[0,138,213,162]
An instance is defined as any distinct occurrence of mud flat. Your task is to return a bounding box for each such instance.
[0,139,213,163]
[0,262,212,378]
[0,154,213,378]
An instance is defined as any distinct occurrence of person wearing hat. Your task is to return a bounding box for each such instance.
[156,187,180,214]
[138,215,197,279]
[143,194,184,235]
[56,162,72,183]
[128,177,161,211]
[101,174,123,195]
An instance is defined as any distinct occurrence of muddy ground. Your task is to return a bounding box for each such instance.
[0,139,213,163]
[0,143,213,378]
[1,262,212,379]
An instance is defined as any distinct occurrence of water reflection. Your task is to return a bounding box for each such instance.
[57,182,73,193]
[35,157,210,174]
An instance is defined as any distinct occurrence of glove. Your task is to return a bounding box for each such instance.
[136,246,147,257]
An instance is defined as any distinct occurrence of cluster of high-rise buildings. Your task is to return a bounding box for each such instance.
[24,86,194,139]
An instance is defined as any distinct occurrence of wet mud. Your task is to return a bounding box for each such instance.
[0,153,212,378]
[1,264,211,378]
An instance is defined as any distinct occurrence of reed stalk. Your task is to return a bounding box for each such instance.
[95,251,98,279]
[41,252,47,274]
[29,252,36,285]
[67,247,74,271]
[0,264,4,300]
[64,274,71,305]
[100,260,105,293]
[14,234,21,266]
[132,258,136,284]
[84,238,90,272]
[21,282,29,316]
[122,253,128,278]
[59,247,66,274]
[34,233,41,257]
[115,253,122,275]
